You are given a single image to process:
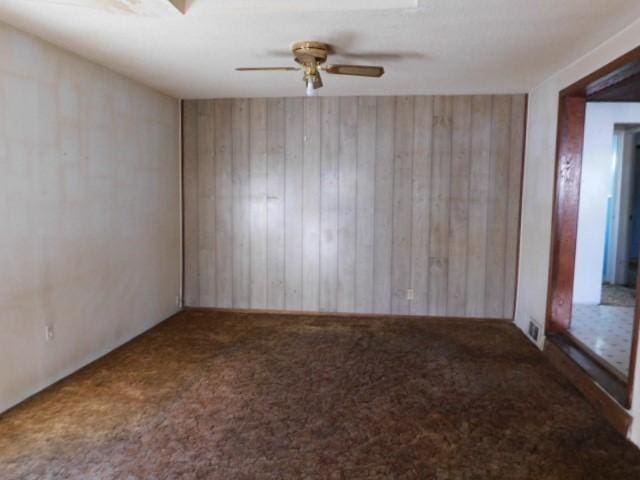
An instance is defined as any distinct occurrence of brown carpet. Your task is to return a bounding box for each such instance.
[1,310,640,479]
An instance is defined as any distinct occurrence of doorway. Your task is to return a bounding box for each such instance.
[547,47,640,409]
[570,123,640,382]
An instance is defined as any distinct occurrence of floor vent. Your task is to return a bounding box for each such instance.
[528,320,540,342]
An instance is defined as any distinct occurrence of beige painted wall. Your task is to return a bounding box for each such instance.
[183,95,526,318]
[515,16,640,444]
[0,22,181,413]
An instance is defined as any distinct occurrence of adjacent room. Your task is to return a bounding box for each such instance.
[571,111,640,381]
[3,1,640,478]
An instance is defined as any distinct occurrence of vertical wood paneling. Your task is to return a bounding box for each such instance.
[302,98,321,311]
[355,96,377,313]
[214,100,233,307]
[249,98,268,308]
[337,97,358,312]
[447,96,472,316]
[266,98,286,309]
[428,96,452,315]
[184,95,526,320]
[485,95,512,317]
[319,97,340,312]
[284,98,304,310]
[232,99,250,307]
[182,100,200,306]
[197,101,216,307]
[410,96,433,315]
[391,96,414,314]
[504,95,526,318]
[373,97,395,314]
[466,96,492,316]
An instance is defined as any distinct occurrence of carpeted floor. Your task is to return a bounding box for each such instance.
[602,284,636,307]
[2,310,640,479]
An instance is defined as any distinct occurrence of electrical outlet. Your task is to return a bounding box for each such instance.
[406,289,414,300]
[528,320,539,342]
[45,325,54,342]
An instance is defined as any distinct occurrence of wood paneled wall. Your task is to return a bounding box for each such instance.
[183,95,526,319]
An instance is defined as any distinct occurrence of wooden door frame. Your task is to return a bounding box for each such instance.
[547,46,640,409]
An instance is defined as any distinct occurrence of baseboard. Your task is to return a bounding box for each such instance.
[182,306,512,324]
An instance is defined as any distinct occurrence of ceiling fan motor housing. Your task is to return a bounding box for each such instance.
[292,41,328,87]
[291,41,330,66]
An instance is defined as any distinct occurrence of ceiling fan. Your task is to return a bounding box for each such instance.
[236,41,385,97]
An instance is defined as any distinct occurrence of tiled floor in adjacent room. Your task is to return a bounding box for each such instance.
[2,310,640,479]
[570,303,634,378]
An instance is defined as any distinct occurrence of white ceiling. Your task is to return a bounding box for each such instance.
[1,0,640,99]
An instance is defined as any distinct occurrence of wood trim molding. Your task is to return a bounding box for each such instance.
[546,95,586,333]
[182,306,512,324]
[545,338,632,436]
[628,282,640,407]
[588,71,640,102]
[560,46,640,98]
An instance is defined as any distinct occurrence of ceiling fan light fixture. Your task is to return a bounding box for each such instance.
[235,41,385,96]
[306,78,316,97]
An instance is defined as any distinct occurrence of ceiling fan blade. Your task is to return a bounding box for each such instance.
[333,52,424,61]
[323,65,385,78]
[236,67,300,72]
[265,49,296,58]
